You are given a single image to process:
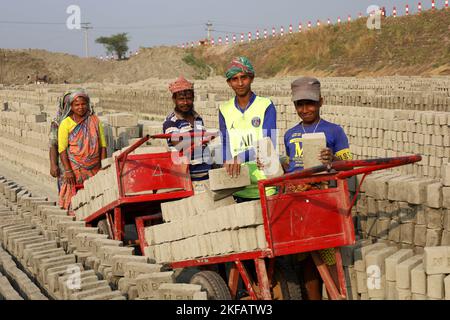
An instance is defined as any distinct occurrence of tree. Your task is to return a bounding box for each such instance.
[95,33,130,60]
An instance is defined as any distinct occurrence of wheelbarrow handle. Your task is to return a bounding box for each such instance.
[116,135,150,161]
[150,131,218,140]
[151,131,218,156]
[259,154,422,187]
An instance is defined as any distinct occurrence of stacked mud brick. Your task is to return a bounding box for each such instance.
[337,163,450,300]
[1,175,207,300]
[354,163,450,250]
[3,77,449,181]
[103,113,140,150]
[339,239,450,300]
[323,106,450,179]
[0,176,125,300]
[70,158,120,220]
[144,167,268,264]
[70,143,172,220]
[0,101,55,188]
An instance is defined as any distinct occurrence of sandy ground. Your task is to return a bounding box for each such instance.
[0,158,58,202]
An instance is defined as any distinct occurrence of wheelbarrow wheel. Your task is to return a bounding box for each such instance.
[271,258,303,300]
[97,219,112,239]
[190,270,232,300]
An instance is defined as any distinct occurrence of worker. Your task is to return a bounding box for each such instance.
[58,90,107,209]
[163,75,211,184]
[49,89,79,191]
[218,56,277,202]
[284,76,352,300]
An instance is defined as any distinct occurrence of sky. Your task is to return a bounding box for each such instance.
[0,0,441,57]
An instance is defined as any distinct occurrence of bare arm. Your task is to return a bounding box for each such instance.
[100,147,107,160]
[49,144,60,177]
[60,150,76,184]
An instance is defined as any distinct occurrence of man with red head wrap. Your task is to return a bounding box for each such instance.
[163,76,212,182]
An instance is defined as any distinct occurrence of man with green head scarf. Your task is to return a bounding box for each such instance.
[218,56,278,202]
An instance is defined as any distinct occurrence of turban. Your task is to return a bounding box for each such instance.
[225,56,255,80]
[169,75,194,94]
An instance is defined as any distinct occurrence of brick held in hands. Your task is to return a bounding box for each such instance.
[208,166,251,191]
[301,132,326,169]
[255,137,283,178]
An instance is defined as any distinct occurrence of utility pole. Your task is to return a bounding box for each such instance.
[81,22,93,57]
[205,21,213,41]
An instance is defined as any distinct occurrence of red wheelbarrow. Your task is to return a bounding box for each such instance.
[138,155,421,300]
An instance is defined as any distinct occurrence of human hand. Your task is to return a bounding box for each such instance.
[319,148,334,165]
[224,157,241,178]
[50,164,60,178]
[256,157,265,170]
[64,170,76,185]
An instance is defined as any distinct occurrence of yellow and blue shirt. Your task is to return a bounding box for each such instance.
[219,93,277,199]
[284,119,352,173]
[219,93,277,162]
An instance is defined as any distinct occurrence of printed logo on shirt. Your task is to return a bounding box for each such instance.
[289,138,304,159]
[335,148,353,160]
[238,133,254,152]
[251,116,261,128]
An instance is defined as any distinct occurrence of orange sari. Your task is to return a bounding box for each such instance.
[59,114,101,209]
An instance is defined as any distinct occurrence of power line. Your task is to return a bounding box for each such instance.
[0,20,202,29]
[0,20,65,25]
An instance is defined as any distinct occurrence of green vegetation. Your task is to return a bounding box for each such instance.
[182,52,210,79]
[96,33,130,60]
[190,9,450,77]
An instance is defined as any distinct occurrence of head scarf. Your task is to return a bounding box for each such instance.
[168,75,194,94]
[61,89,92,121]
[54,88,89,124]
[225,56,255,80]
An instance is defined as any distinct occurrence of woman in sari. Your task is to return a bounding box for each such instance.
[58,90,107,209]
